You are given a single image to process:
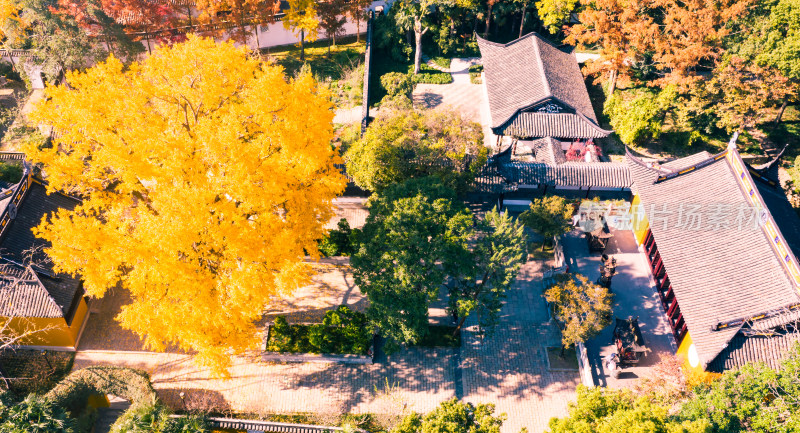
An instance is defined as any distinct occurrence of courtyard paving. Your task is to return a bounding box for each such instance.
[411,58,497,149]
[74,259,578,433]
[562,228,676,388]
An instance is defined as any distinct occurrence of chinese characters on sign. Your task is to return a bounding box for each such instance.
[576,200,767,232]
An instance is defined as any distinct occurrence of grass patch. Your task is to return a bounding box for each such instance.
[413,325,461,348]
[430,56,451,70]
[527,241,555,261]
[546,346,579,371]
[264,36,365,81]
[0,349,75,398]
[469,64,483,84]
[266,306,372,355]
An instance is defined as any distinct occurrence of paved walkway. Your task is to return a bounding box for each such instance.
[412,58,484,124]
[412,58,499,150]
[561,229,676,388]
[74,260,577,432]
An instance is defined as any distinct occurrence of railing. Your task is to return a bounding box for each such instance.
[0,160,32,237]
[207,417,369,433]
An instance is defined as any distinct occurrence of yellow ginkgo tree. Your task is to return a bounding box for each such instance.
[25,35,346,375]
[283,0,320,61]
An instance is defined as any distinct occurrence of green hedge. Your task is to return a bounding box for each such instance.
[469,65,483,84]
[45,366,157,416]
[110,403,209,433]
[408,64,453,85]
[267,306,372,355]
[318,218,359,257]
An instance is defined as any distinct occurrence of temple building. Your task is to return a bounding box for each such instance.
[0,155,88,349]
[476,32,613,160]
[627,141,800,374]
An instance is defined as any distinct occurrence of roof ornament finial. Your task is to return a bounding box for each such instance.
[727,132,739,151]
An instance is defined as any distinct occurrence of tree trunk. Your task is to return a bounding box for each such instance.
[454,315,467,335]
[608,69,617,96]
[186,6,193,27]
[560,345,566,358]
[145,30,152,55]
[355,15,361,42]
[300,29,305,62]
[519,2,528,38]
[253,23,260,51]
[413,19,423,74]
[775,100,789,126]
[484,2,493,38]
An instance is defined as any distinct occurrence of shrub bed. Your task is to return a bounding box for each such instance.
[318,218,359,257]
[0,349,74,398]
[267,306,372,355]
[45,366,157,416]
[469,65,483,84]
[408,64,453,85]
[413,325,461,348]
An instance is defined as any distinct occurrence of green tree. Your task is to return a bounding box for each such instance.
[392,0,473,74]
[549,386,711,433]
[519,196,574,250]
[351,178,473,345]
[535,0,577,34]
[545,273,612,353]
[6,0,103,80]
[746,0,800,124]
[0,395,73,433]
[680,344,800,433]
[603,86,677,146]
[344,107,487,194]
[447,208,526,335]
[393,398,505,433]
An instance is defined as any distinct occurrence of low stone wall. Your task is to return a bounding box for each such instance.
[261,352,373,365]
[576,342,595,388]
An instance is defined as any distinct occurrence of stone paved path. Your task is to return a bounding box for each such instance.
[74,260,577,432]
[562,229,676,388]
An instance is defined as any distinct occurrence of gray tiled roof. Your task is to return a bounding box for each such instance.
[627,149,800,368]
[500,161,631,188]
[708,332,800,373]
[477,33,608,138]
[501,113,612,139]
[529,137,566,165]
[0,180,83,319]
[660,151,713,170]
[0,263,63,318]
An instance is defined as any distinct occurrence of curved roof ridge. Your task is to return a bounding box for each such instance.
[624,146,671,175]
[654,149,728,183]
[475,32,564,49]
[574,111,613,133]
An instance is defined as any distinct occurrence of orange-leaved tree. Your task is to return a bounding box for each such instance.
[25,35,346,375]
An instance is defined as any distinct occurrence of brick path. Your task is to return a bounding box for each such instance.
[562,229,677,388]
[75,260,577,432]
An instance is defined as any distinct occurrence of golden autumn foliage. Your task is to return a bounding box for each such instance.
[25,35,346,375]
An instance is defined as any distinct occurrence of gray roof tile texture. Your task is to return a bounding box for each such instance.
[503,113,611,139]
[0,181,82,318]
[477,33,601,130]
[627,152,800,368]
